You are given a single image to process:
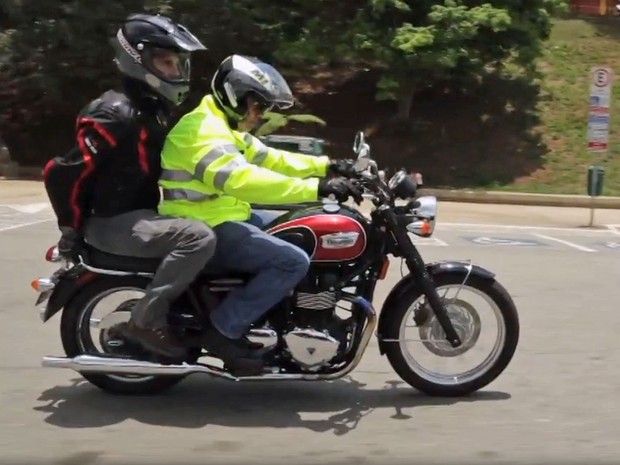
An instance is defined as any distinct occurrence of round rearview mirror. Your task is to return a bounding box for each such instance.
[353,131,365,154]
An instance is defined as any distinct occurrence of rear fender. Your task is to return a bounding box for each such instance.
[376,260,496,354]
[39,265,98,323]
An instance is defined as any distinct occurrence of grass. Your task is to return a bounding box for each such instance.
[493,15,620,196]
[291,15,620,196]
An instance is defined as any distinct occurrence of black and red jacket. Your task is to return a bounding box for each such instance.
[43,78,174,233]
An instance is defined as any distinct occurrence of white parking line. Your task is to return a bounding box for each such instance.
[532,233,597,252]
[607,225,620,236]
[0,219,53,233]
[0,202,50,213]
[410,235,449,246]
[439,222,616,234]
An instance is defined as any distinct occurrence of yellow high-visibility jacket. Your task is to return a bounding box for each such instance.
[158,94,329,227]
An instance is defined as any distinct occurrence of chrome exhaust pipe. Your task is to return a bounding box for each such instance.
[318,295,376,380]
[41,296,377,381]
[41,355,315,380]
[41,354,238,378]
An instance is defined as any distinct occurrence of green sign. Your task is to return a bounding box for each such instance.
[587,164,605,197]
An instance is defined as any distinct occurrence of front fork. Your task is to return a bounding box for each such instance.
[382,207,462,347]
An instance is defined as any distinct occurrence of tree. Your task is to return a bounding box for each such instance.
[267,0,568,120]
[350,0,569,119]
[0,1,569,164]
[0,1,168,163]
[0,0,290,163]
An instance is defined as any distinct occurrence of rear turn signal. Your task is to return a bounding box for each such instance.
[31,278,55,292]
[45,245,61,263]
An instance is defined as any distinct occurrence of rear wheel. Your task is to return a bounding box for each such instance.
[382,273,519,397]
[60,276,192,395]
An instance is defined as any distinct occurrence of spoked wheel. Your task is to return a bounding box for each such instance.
[382,273,519,397]
[60,276,194,395]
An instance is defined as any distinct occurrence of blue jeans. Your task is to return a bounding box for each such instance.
[208,210,310,339]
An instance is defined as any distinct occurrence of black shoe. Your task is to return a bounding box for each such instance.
[118,320,187,360]
[243,338,265,351]
[201,327,264,376]
[200,333,264,351]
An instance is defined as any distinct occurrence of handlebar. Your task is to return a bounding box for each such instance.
[320,131,421,206]
[321,160,420,208]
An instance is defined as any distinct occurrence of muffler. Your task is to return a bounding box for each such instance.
[41,354,307,381]
[42,354,237,379]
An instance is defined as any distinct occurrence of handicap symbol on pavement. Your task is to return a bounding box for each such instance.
[466,236,543,246]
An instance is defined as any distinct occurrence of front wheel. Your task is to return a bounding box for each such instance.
[382,273,519,397]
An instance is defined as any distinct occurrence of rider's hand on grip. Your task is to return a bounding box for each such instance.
[348,180,364,205]
[318,177,357,202]
[327,159,357,179]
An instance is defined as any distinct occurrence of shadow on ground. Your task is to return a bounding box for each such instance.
[34,375,510,435]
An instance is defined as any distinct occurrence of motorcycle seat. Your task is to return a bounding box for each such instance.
[80,244,161,274]
[79,243,253,281]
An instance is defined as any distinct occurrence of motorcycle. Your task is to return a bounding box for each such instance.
[32,130,519,397]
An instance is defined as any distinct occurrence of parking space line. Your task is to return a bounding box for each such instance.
[409,235,449,246]
[431,237,449,246]
[0,219,52,233]
[439,222,615,234]
[607,225,620,236]
[532,233,597,252]
[0,203,50,213]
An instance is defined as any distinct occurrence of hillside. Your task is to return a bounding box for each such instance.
[4,15,620,196]
[285,15,620,196]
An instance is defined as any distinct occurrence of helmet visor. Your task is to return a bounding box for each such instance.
[254,62,294,110]
[142,46,191,83]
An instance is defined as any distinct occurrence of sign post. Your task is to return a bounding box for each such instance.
[586,66,613,226]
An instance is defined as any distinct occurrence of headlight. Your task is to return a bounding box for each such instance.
[406,196,437,237]
[388,170,417,199]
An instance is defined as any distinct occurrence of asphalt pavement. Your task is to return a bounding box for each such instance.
[1,194,620,464]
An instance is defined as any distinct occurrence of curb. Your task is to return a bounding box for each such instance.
[1,165,619,210]
[417,188,620,210]
[0,164,42,180]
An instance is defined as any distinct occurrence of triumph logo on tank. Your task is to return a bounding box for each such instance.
[320,232,360,249]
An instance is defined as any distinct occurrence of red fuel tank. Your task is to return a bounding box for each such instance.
[267,214,367,262]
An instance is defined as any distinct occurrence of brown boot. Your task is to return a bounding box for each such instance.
[118,320,187,360]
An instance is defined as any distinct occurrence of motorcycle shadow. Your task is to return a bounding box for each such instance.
[34,376,510,435]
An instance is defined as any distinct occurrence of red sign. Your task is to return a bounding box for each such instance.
[588,141,608,150]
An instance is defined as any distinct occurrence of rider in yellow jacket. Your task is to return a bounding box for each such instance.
[158,54,360,375]
[158,93,330,226]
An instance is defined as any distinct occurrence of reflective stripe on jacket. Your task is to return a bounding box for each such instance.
[158,94,329,227]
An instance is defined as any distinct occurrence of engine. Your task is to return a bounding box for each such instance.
[247,206,370,371]
[281,289,341,371]
[244,276,353,372]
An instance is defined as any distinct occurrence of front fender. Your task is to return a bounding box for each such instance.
[376,260,496,355]
[40,266,97,323]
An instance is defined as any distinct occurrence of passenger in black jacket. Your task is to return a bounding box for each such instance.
[43,14,216,359]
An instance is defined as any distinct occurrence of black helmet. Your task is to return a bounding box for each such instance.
[210,54,294,121]
[111,13,206,105]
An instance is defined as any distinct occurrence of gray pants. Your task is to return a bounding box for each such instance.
[84,209,217,329]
